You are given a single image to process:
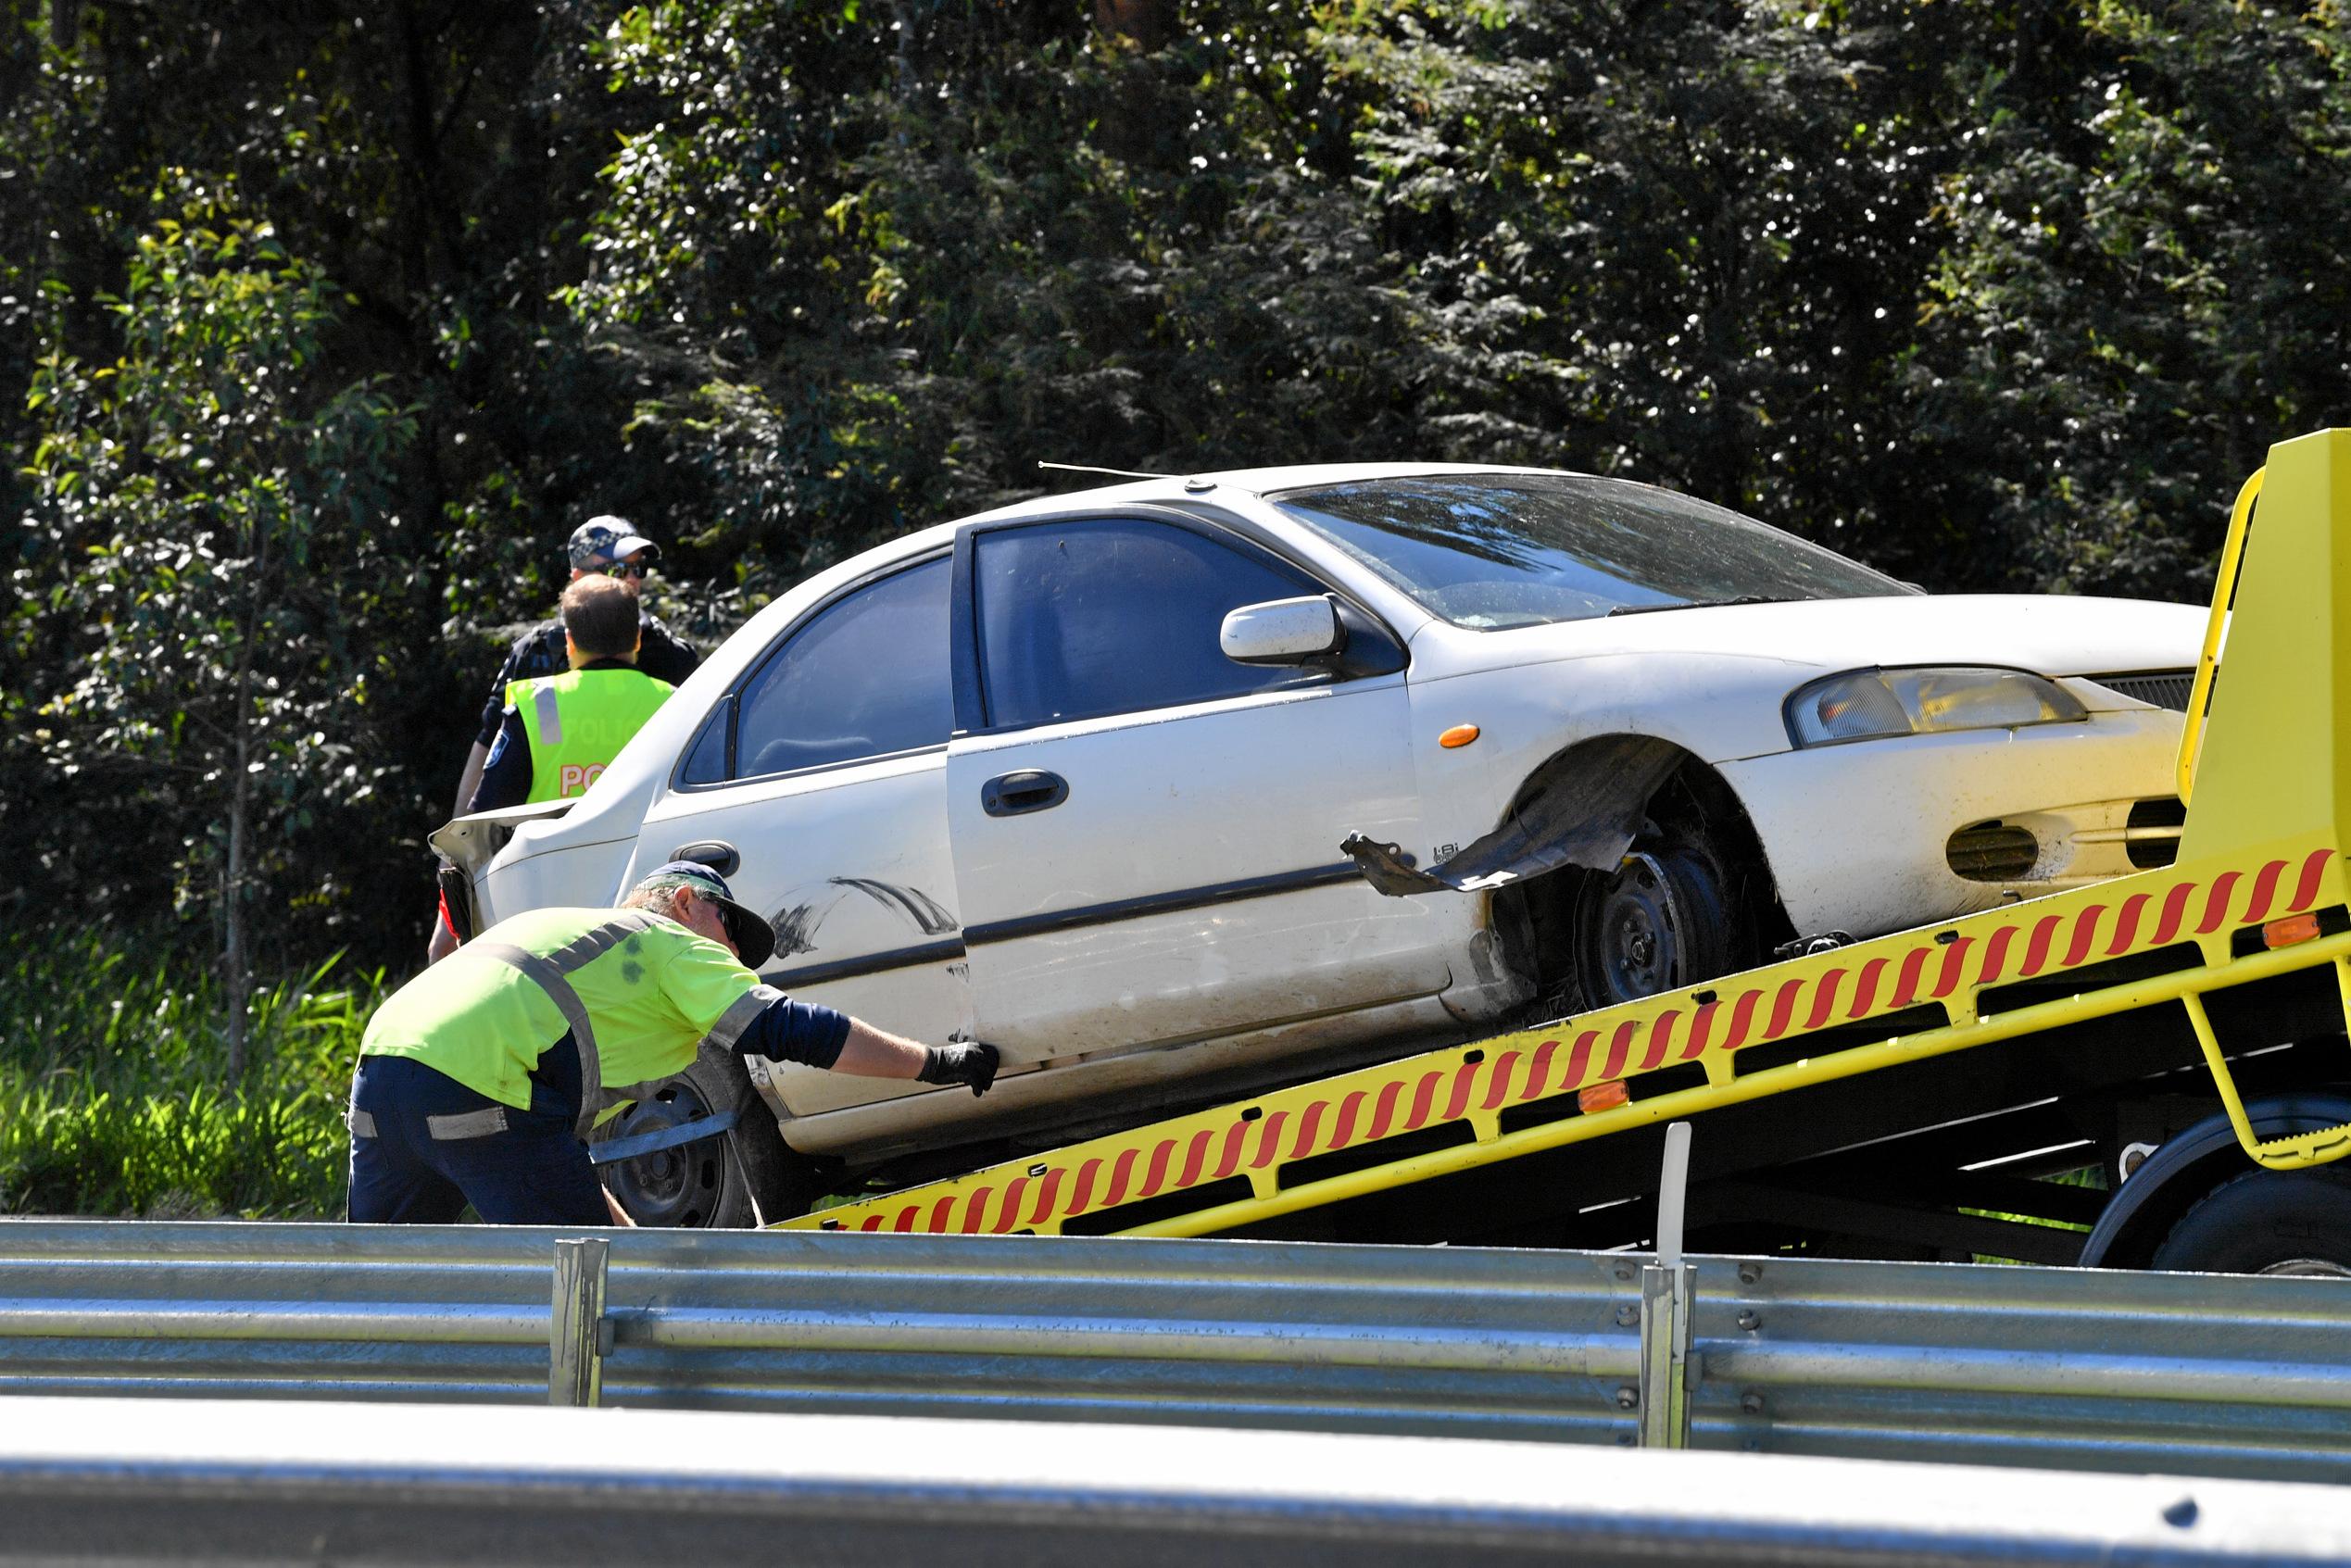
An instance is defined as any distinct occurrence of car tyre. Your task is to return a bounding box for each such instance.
[592,1041,825,1227]
[1568,838,1735,1010]
[2150,1164,2351,1276]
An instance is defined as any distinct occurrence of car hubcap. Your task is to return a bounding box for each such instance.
[599,1083,729,1227]
[2257,1258,2351,1279]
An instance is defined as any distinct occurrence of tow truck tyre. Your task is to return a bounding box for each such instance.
[591,1042,823,1228]
[1569,838,1736,1008]
[2151,1164,2351,1277]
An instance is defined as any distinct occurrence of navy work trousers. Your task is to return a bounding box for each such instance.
[346,1044,606,1225]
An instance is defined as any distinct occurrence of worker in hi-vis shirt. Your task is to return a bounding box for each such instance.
[350,860,999,1224]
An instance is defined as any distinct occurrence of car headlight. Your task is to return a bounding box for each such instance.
[1785,666,2088,748]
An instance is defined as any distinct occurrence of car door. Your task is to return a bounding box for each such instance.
[944,508,1449,1068]
[635,552,968,1118]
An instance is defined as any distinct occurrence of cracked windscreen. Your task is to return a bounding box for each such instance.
[1274,473,1914,630]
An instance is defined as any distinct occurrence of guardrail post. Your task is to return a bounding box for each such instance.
[550,1236,610,1409]
[1638,1122,1694,1449]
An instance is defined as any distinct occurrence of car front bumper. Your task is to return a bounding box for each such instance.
[1720,708,2185,942]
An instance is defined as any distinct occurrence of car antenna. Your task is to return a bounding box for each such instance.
[1037,461,1176,480]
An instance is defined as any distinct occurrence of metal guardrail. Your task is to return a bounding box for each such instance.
[2,1219,2347,1484]
[8,1393,2351,1565]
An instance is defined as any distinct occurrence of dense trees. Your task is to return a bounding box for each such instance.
[5,1,2345,1058]
[25,194,414,1073]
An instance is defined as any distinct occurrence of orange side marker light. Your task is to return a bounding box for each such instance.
[1577,1080,1630,1114]
[1440,724,1481,749]
[2262,912,2323,949]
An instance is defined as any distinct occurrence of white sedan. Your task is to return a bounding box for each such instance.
[440,464,2200,1223]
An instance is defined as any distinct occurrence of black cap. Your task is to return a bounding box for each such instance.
[632,860,774,968]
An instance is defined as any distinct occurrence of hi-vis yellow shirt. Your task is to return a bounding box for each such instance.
[360,907,779,1135]
[506,667,673,802]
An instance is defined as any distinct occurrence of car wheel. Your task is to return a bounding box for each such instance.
[2150,1165,2351,1276]
[1568,840,1735,1010]
[591,1042,824,1227]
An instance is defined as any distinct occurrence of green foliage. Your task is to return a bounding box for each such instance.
[0,929,376,1218]
[1314,0,1985,576]
[1911,0,2351,595]
[22,179,416,1067]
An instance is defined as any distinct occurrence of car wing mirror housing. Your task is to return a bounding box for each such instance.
[1222,595,1344,664]
[1220,594,1406,680]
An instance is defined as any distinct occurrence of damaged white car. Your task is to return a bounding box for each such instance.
[438,465,2200,1223]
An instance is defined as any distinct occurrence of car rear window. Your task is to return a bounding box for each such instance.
[693,556,952,782]
[1274,473,1912,630]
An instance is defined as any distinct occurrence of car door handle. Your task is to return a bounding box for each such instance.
[666,839,741,878]
[981,769,1069,817]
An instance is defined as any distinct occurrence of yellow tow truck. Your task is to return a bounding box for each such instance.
[784,431,2351,1274]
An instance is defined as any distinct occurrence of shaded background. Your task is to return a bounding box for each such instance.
[4,0,2345,1077]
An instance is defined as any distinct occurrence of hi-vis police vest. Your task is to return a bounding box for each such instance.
[506,667,673,803]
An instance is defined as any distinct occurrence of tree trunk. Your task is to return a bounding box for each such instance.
[223,712,251,1082]
[222,485,276,1085]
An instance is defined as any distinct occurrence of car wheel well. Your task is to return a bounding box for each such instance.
[1489,740,1792,1015]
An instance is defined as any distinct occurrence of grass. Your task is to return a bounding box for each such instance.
[0,928,386,1219]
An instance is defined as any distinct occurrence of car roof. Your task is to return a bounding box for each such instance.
[761,462,1589,644]
[843,460,1703,589]
[957,460,1582,527]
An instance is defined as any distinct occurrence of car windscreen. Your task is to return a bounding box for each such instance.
[1273,473,1915,630]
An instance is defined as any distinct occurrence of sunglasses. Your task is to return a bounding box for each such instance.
[601,561,649,580]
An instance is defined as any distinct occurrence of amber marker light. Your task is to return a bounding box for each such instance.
[2262,912,2324,949]
[1577,1080,1630,1114]
[1439,724,1481,749]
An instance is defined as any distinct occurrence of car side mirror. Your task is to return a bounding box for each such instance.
[1220,594,1408,681]
[1221,596,1344,665]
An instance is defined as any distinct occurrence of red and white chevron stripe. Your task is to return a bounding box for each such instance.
[840,848,2336,1236]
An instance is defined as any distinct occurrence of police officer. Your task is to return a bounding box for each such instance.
[353,861,1000,1225]
[432,515,701,961]
[467,574,673,812]
[450,515,700,823]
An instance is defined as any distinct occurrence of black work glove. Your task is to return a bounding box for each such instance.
[919,1041,1000,1097]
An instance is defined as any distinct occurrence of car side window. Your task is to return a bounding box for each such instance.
[702,555,952,782]
[974,519,1320,730]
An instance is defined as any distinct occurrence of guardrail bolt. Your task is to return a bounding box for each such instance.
[1616,1385,1640,1410]
[1736,1310,1762,1332]
[1614,1263,1634,1281]
[2163,1497,2199,1529]
[1615,1303,1640,1326]
[1737,1263,1762,1286]
[1741,1390,1766,1415]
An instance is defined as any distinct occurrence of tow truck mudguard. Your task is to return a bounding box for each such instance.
[2080,1091,2351,1269]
